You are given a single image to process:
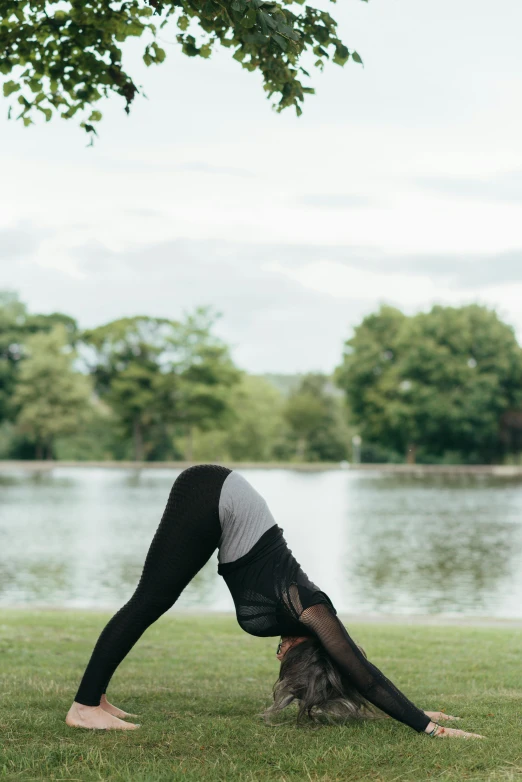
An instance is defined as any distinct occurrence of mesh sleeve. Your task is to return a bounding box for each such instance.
[298,602,431,733]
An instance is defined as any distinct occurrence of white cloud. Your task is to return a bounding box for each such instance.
[262,259,451,305]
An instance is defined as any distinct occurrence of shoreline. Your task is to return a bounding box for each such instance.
[1,459,522,476]
[2,605,522,627]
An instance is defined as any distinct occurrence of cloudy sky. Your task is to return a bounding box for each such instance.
[1,0,522,374]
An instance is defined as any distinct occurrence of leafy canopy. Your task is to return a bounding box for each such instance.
[80,306,242,459]
[0,0,366,139]
[335,304,522,462]
[0,290,78,424]
[11,324,94,452]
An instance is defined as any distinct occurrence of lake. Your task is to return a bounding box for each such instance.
[1,466,522,618]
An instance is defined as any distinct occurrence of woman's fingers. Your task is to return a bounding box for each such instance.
[424,711,461,721]
[435,727,486,739]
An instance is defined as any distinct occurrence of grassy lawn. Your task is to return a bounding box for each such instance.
[0,610,521,782]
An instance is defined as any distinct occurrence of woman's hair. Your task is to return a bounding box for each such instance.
[261,637,378,727]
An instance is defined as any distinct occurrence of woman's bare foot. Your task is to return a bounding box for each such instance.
[65,702,140,730]
[100,694,138,719]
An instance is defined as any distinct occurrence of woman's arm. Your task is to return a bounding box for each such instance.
[299,602,485,737]
[298,602,432,733]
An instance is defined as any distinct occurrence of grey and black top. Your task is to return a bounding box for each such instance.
[214,467,430,734]
[218,470,277,565]
[216,468,337,637]
[73,463,430,733]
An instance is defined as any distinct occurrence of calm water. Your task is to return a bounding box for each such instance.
[1,467,522,618]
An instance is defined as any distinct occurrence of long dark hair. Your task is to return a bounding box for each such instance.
[261,637,379,726]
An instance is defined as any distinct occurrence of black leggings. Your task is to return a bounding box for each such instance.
[74,464,231,706]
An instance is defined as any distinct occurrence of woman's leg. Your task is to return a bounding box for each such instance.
[69,464,230,719]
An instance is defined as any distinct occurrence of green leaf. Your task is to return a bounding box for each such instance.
[88,110,102,122]
[177,15,190,31]
[257,10,269,35]
[313,45,328,57]
[152,43,166,62]
[183,43,199,57]
[81,122,98,136]
[241,8,257,28]
[352,51,363,64]
[3,81,20,97]
[202,0,217,19]
[243,31,266,45]
[259,11,277,30]
[271,32,287,50]
[333,44,349,66]
[37,105,52,122]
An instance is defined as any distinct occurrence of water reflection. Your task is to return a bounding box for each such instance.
[0,559,71,601]
[343,473,522,616]
[1,467,522,617]
[349,515,518,614]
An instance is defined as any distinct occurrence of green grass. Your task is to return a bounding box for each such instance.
[1,610,521,782]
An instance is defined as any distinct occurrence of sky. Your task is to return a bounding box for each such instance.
[1,0,522,374]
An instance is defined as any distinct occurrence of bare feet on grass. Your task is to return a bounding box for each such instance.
[65,702,140,730]
[100,694,138,719]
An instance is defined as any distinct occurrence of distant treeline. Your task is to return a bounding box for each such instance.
[1,292,522,465]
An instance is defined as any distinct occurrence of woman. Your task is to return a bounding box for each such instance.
[66,464,484,738]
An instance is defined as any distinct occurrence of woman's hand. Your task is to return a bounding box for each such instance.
[431,726,486,739]
[424,711,460,722]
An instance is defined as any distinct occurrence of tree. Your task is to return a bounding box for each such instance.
[167,308,243,460]
[0,290,78,427]
[334,305,407,458]
[0,291,26,426]
[11,324,94,459]
[0,0,366,140]
[335,304,522,464]
[283,372,349,461]
[81,306,241,460]
[190,372,288,461]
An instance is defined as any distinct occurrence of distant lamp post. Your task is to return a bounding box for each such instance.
[352,434,362,464]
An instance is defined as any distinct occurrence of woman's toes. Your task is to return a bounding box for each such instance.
[99,699,138,719]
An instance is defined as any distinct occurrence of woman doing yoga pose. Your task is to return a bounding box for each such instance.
[66,464,484,738]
